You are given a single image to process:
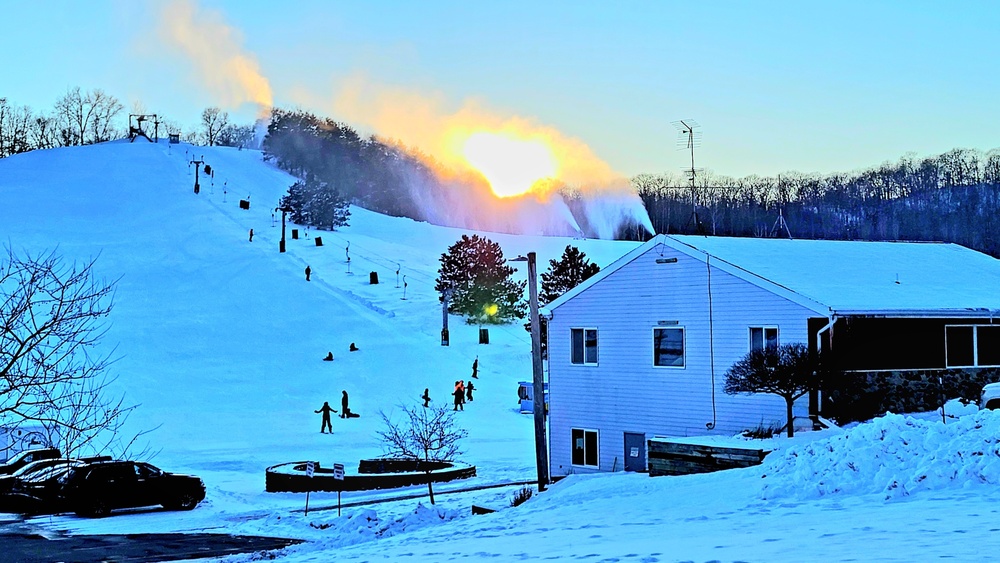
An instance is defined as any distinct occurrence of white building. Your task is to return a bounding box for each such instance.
[544,235,1000,476]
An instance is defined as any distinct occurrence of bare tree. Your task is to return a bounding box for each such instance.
[53,87,124,146]
[0,248,138,457]
[200,107,230,146]
[376,403,467,504]
[723,343,815,437]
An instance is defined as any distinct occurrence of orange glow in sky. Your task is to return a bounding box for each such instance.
[460,131,559,198]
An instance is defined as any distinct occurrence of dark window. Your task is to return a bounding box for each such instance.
[977,326,1000,367]
[570,328,598,365]
[750,327,779,353]
[571,428,598,467]
[946,326,975,367]
[654,327,685,367]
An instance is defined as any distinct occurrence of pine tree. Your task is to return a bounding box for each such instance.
[279,178,350,231]
[435,234,526,324]
[528,245,601,357]
[540,245,601,305]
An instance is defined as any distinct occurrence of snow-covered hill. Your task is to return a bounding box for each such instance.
[3,141,1000,562]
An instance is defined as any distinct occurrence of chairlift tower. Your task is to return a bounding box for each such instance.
[672,119,705,234]
[128,114,161,143]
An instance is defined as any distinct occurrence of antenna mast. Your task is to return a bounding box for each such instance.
[672,119,704,234]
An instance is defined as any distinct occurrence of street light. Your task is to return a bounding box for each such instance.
[510,252,549,491]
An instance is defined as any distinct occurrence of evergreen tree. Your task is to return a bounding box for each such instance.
[278,178,350,231]
[435,234,526,324]
[540,245,601,305]
[527,245,601,356]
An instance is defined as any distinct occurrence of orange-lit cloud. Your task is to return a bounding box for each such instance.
[156,0,273,115]
[333,75,624,189]
[331,74,652,237]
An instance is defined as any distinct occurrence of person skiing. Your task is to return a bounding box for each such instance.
[340,390,350,418]
[421,388,431,408]
[471,357,479,379]
[314,401,337,433]
[453,382,464,411]
[305,265,312,281]
[248,228,254,242]
[466,380,475,402]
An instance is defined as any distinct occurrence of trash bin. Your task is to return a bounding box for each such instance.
[369,271,379,284]
[315,237,323,246]
[291,229,299,239]
[479,328,490,344]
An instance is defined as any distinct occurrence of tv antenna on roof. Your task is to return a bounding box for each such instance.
[671,119,706,234]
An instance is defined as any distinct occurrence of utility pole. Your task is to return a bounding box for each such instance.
[513,252,549,491]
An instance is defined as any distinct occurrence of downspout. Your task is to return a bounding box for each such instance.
[813,315,836,423]
[706,255,717,430]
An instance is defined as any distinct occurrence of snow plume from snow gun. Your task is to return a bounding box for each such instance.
[157,0,273,118]
[333,76,654,239]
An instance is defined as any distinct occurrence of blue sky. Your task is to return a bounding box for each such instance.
[3,0,998,178]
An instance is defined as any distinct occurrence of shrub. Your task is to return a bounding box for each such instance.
[510,486,533,508]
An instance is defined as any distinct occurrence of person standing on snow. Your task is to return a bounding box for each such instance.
[471,357,479,379]
[314,401,337,433]
[341,390,350,418]
[453,381,464,411]
[305,265,312,281]
[466,380,475,402]
[249,228,254,242]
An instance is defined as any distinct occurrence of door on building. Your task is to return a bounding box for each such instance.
[623,432,646,472]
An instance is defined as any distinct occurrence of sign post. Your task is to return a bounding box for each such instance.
[304,461,316,515]
[333,462,345,516]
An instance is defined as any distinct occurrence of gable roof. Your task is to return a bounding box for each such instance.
[545,235,1000,318]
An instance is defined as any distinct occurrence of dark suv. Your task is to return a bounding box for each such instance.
[60,460,206,517]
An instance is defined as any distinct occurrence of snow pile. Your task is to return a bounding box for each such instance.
[760,410,1000,500]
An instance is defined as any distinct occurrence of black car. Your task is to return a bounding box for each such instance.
[60,460,206,517]
[0,448,61,475]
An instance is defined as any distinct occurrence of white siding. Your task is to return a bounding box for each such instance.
[548,246,819,476]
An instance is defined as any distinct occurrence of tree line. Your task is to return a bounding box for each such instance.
[0,88,261,158]
[634,147,1000,257]
[263,108,443,221]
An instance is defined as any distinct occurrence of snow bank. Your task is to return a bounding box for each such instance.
[760,409,1000,500]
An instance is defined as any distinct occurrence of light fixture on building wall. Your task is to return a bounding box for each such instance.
[656,257,678,264]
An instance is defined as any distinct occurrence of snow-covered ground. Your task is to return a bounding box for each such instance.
[2,141,1000,562]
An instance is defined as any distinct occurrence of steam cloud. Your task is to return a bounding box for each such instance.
[333,75,654,239]
[156,1,652,239]
[157,0,273,116]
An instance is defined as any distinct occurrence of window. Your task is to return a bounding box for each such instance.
[947,325,1000,368]
[571,428,599,467]
[653,327,685,367]
[749,327,779,353]
[571,328,598,365]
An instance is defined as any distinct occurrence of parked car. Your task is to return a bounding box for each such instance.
[0,458,75,494]
[0,448,61,475]
[981,383,1000,410]
[59,460,206,517]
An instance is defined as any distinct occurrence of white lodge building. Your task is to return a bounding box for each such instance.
[543,234,1000,476]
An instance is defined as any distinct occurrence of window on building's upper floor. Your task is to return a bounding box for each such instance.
[749,326,779,353]
[653,327,685,368]
[571,328,598,365]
